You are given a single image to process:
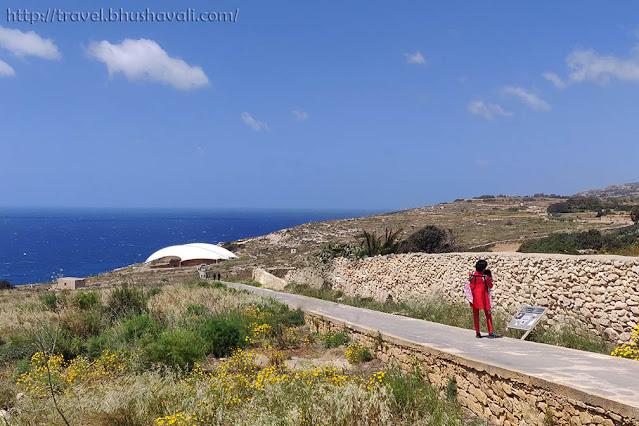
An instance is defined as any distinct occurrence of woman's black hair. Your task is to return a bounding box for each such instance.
[475,260,488,272]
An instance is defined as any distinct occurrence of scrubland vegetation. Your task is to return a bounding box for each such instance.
[519,225,639,255]
[546,196,636,215]
[311,225,457,264]
[0,281,479,425]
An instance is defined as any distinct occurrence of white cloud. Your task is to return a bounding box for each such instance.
[501,85,551,111]
[542,72,567,89]
[0,26,60,59]
[241,112,270,132]
[467,101,513,120]
[0,59,15,77]
[291,110,309,121]
[403,51,426,64]
[87,38,209,90]
[566,48,639,84]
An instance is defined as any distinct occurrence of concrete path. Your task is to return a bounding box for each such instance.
[224,281,639,417]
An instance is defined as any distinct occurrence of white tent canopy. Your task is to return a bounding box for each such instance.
[183,243,237,260]
[145,243,237,263]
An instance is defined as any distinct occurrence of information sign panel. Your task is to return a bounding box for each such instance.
[507,306,547,340]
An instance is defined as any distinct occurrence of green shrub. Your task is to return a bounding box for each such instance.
[631,206,639,224]
[107,284,147,320]
[54,328,87,360]
[122,314,160,342]
[195,280,227,289]
[251,303,305,328]
[143,329,206,369]
[386,365,430,416]
[272,307,305,328]
[321,331,350,348]
[385,365,462,423]
[73,291,102,311]
[345,342,373,364]
[40,292,62,311]
[0,334,36,364]
[210,281,227,289]
[252,304,305,345]
[63,309,103,338]
[185,304,210,317]
[519,232,580,254]
[86,329,123,358]
[14,356,32,379]
[519,225,639,255]
[147,287,162,298]
[200,317,244,358]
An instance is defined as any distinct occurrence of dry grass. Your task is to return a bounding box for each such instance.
[0,281,479,425]
[0,290,52,337]
[147,282,268,325]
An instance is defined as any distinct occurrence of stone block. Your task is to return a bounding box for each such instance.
[470,386,488,405]
[591,415,613,426]
[502,383,513,395]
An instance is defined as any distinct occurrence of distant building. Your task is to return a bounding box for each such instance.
[53,277,86,291]
[145,243,237,268]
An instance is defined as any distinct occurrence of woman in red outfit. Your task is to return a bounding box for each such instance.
[470,260,497,338]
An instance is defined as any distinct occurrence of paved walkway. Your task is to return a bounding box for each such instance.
[224,281,639,418]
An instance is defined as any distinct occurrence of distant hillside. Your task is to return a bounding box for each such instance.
[574,183,639,199]
[218,196,630,275]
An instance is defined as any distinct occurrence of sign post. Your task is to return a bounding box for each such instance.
[507,306,548,340]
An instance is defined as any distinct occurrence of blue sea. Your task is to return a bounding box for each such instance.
[0,209,377,286]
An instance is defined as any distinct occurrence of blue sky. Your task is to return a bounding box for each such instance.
[1,2,639,210]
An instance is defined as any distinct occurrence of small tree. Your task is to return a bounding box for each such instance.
[399,225,455,253]
[631,205,639,224]
[547,202,571,214]
[0,280,14,290]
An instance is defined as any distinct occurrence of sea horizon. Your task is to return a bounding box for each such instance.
[1,207,383,286]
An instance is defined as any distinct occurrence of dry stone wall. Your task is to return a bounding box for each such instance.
[287,252,639,344]
[252,268,287,290]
